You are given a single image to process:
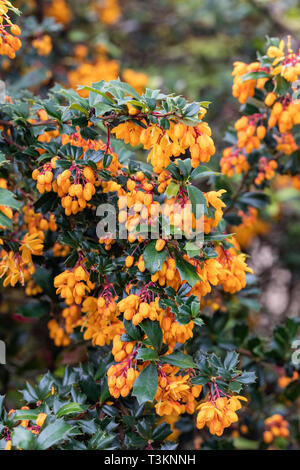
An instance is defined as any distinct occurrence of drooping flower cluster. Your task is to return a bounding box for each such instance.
[196,389,247,436]
[112,116,215,173]
[54,264,95,305]
[263,414,290,444]
[155,365,202,416]
[0,1,21,58]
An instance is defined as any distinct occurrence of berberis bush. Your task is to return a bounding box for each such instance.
[0,1,299,451]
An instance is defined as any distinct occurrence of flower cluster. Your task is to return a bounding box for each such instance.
[263,414,290,444]
[112,117,215,173]
[196,390,247,436]
[54,264,94,305]
[0,1,21,59]
[155,365,202,416]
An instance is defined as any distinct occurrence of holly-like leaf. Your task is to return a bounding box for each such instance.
[174,251,200,287]
[56,403,87,418]
[162,352,196,369]
[137,348,159,362]
[140,320,163,352]
[143,240,167,274]
[0,188,20,210]
[132,363,158,405]
[37,419,77,450]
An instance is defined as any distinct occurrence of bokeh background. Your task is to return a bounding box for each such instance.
[1,0,300,419]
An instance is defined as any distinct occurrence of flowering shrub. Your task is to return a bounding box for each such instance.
[0,3,299,451]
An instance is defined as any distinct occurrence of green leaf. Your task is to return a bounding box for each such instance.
[69,103,89,116]
[143,240,167,274]
[0,211,12,230]
[187,184,206,216]
[242,71,270,82]
[162,352,196,369]
[132,363,158,405]
[191,375,209,386]
[174,251,200,287]
[12,427,36,450]
[204,232,232,242]
[56,403,86,418]
[140,320,163,351]
[224,351,239,370]
[123,319,143,341]
[109,80,141,100]
[190,166,220,180]
[239,192,269,209]
[165,182,180,199]
[37,419,77,450]
[236,371,256,384]
[137,348,159,361]
[0,188,20,210]
[12,409,40,421]
[0,152,8,166]
[152,423,172,441]
[233,437,259,450]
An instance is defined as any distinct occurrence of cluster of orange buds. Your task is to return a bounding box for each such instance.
[61,129,121,175]
[52,242,70,257]
[96,0,121,25]
[232,61,269,104]
[278,370,299,388]
[118,174,157,243]
[23,206,57,241]
[232,208,270,248]
[235,115,266,154]
[83,284,118,319]
[143,120,215,173]
[275,132,298,155]
[32,157,58,193]
[220,147,249,177]
[254,156,278,185]
[0,178,13,225]
[155,365,202,416]
[0,18,21,59]
[45,0,72,26]
[56,166,96,215]
[190,239,253,300]
[157,170,171,194]
[68,52,119,99]
[112,333,136,362]
[32,34,52,56]
[112,115,214,174]
[107,361,140,399]
[62,304,81,335]
[196,381,247,436]
[117,288,163,325]
[25,279,43,296]
[48,318,70,346]
[54,263,94,305]
[263,414,290,444]
[80,284,123,346]
[150,257,181,290]
[159,310,194,352]
[268,97,300,133]
[162,195,198,239]
[267,38,300,83]
[99,234,116,251]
